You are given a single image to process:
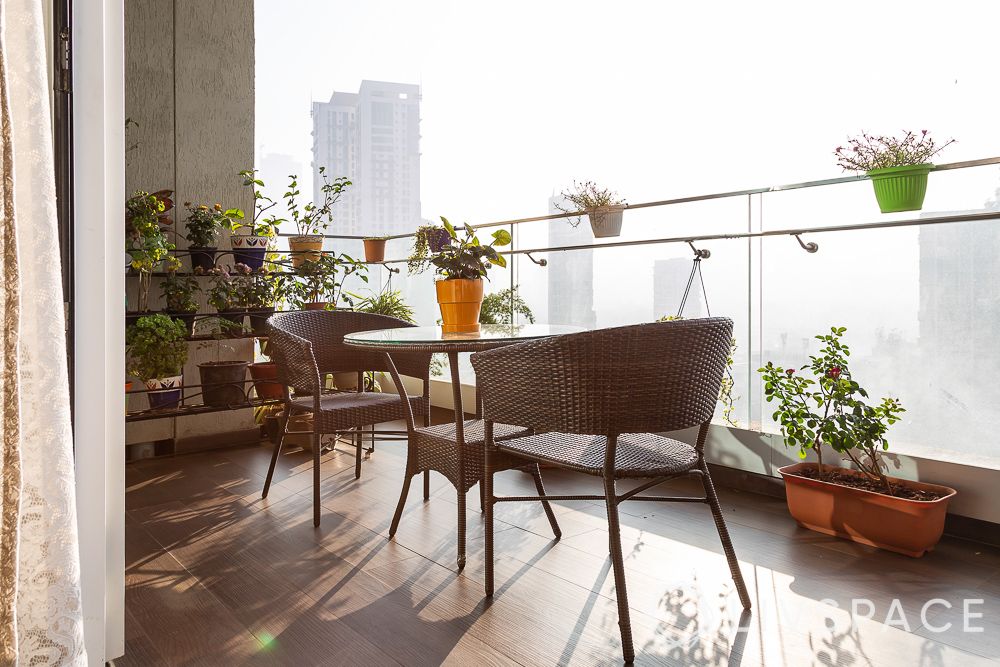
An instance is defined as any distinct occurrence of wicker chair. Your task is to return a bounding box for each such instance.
[470,318,752,663]
[262,310,431,526]
[380,348,561,570]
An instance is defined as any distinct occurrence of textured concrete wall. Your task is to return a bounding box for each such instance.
[125,0,257,450]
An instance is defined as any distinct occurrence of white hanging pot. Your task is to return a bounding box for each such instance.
[587,205,625,238]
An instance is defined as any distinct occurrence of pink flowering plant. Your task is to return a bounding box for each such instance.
[834,130,954,172]
[759,327,905,494]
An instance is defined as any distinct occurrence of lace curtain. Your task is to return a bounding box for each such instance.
[0,0,87,664]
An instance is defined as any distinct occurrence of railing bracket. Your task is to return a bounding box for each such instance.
[525,252,548,267]
[794,234,819,253]
[687,241,711,259]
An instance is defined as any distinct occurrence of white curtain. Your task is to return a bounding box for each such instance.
[0,0,87,664]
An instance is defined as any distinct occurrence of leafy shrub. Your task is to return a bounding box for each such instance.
[126,314,189,380]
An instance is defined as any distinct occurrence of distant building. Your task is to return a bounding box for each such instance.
[653,257,703,320]
[547,195,596,329]
[312,81,421,237]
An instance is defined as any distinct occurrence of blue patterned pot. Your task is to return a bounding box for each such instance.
[144,375,183,410]
[231,235,269,270]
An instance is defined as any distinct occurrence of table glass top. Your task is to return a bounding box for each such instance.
[344,323,582,345]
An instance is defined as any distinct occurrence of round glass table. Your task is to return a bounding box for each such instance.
[343,323,582,568]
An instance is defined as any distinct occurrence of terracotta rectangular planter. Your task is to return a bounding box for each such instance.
[778,462,956,557]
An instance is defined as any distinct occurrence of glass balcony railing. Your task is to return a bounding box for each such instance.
[307,157,1000,470]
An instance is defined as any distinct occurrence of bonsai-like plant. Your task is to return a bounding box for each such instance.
[236,169,282,237]
[479,286,534,325]
[285,167,351,238]
[126,314,189,381]
[431,217,511,280]
[834,131,955,172]
[555,180,626,226]
[160,273,200,313]
[126,190,175,312]
[352,288,415,323]
[288,254,367,309]
[184,202,244,248]
[759,326,905,495]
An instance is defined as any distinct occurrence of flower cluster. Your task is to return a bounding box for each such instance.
[834,130,954,172]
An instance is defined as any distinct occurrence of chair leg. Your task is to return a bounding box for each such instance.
[456,484,467,571]
[603,475,635,663]
[389,472,413,538]
[312,431,322,527]
[699,462,752,610]
[354,428,363,480]
[484,446,495,596]
[530,465,562,539]
[262,412,289,499]
[479,480,485,512]
[423,470,430,500]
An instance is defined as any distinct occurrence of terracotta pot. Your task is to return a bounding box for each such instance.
[778,462,957,557]
[435,278,483,333]
[303,302,328,311]
[125,381,133,416]
[249,362,283,400]
[289,235,324,268]
[363,238,387,263]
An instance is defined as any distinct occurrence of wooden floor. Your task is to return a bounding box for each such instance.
[121,428,1000,666]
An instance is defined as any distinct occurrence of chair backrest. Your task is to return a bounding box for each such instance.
[267,322,322,399]
[470,318,733,436]
[267,310,430,382]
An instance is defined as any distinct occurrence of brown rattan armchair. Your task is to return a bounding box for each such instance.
[380,347,561,571]
[470,318,751,664]
[262,310,432,526]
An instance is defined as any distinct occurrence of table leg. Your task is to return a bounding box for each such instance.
[448,351,467,570]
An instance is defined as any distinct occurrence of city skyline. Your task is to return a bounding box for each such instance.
[311,80,422,237]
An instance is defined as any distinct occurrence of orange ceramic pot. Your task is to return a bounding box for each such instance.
[363,238,387,263]
[289,235,324,268]
[778,462,957,557]
[435,278,483,333]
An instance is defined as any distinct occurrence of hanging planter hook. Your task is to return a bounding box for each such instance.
[687,240,711,259]
[525,252,548,267]
[794,234,819,253]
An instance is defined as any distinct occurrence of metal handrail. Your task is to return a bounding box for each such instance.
[279,155,1000,242]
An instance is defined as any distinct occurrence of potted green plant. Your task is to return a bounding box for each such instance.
[245,269,285,334]
[285,168,350,268]
[126,189,175,320]
[288,253,367,310]
[430,216,511,333]
[159,266,201,336]
[233,169,281,270]
[184,202,243,271]
[363,235,390,263]
[352,288,415,323]
[407,224,450,275]
[479,286,535,325]
[556,180,627,238]
[835,130,955,213]
[206,265,248,329]
[760,326,956,557]
[126,314,188,410]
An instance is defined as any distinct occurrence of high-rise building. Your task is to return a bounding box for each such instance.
[547,195,596,329]
[653,257,704,320]
[312,81,421,237]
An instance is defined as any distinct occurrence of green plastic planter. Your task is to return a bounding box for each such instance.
[866,164,934,213]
